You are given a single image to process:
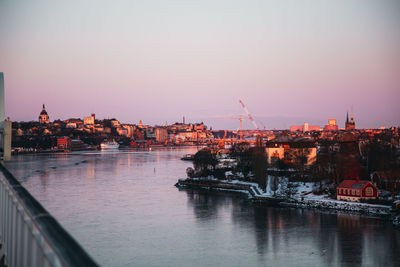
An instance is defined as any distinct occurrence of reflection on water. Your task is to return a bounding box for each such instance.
[5,148,400,267]
[185,189,400,267]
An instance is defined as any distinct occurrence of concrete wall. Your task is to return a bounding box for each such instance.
[0,73,4,122]
[0,73,11,161]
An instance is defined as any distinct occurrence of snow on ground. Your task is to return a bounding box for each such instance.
[262,175,288,197]
[393,216,400,227]
[179,176,392,216]
[282,198,391,216]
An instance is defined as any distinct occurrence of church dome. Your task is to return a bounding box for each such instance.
[40,104,48,115]
[39,104,50,124]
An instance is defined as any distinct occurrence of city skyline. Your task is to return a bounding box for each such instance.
[5,101,397,131]
[1,0,400,129]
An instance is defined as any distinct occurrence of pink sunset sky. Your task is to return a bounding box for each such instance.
[0,0,399,129]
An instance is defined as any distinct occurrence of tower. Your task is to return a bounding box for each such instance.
[1,72,12,161]
[39,104,50,124]
[345,109,355,130]
[0,72,4,122]
[350,108,355,124]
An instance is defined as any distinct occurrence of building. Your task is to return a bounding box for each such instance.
[145,128,156,140]
[134,128,145,140]
[38,104,50,124]
[122,124,135,138]
[57,137,71,150]
[345,111,355,130]
[94,124,104,133]
[116,127,128,136]
[138,120,151,129]
[65,118,83,125]
[290,125,303,132]
[84,114,95,125]
[70,139,86,150]
[193,122,206,131]
[66,123,77,128]
[290,122,320,132]
[336,180,378,202]
[324,119,338,131]
[265,135,317,165]
[110,119,120,128]
[155,127,168,143]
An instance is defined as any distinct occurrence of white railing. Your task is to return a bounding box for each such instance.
[0,164,98,267]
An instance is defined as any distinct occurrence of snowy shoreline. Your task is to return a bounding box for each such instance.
[280,198,391,216]
[176,177,396,220]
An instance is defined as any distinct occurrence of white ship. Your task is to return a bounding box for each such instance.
[100,140,119,150]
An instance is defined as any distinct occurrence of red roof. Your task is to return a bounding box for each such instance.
[337,180,369,189]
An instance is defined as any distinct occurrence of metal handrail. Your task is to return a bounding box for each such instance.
[0,163,99,267]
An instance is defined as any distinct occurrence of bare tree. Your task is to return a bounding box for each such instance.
[270,174,279,196]
[193,148,218,177]
[252,136,267,191]
[230,142,252,179]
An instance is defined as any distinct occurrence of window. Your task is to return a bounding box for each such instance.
[365,187,374,197]
[357,190,361,196]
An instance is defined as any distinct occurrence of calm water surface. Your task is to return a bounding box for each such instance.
[5,148,400,267]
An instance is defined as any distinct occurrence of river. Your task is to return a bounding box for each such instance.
[5,148,400,267]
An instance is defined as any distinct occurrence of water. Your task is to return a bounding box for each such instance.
[5,148,400,267]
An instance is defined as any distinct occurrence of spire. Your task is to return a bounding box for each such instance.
[346,111,349,124]
[350,107,354,123]
[42,104,45,110]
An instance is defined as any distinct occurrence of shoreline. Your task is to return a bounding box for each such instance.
[11,145,203,155]
[176,177,399,226]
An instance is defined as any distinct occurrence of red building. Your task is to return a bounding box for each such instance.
[324,124,338,131]
[57,137,71,150]
[337,180,378,202]
[324,119,338,131]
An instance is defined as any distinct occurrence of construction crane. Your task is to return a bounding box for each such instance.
[214,115,250,141]
[238,99,267,140]
[235,115,249,141]
[239,99,259,130]
[218,130,227,149]
[215,100,263,142]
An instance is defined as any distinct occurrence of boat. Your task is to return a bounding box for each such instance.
[181,154,194,161]
[100,140,119,150]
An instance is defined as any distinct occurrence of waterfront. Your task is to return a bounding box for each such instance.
[5,148,400,267]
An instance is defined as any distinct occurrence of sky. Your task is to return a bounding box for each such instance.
[1,0,399,129]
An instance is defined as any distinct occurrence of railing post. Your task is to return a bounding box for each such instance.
[22,217,33,267]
